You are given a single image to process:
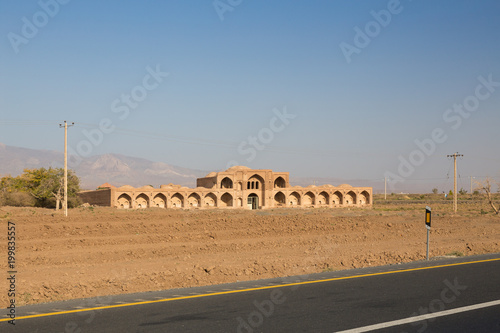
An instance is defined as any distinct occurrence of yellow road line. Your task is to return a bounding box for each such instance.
[2,257,499,323]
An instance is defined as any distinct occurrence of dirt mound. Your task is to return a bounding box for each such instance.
[1,206,498,306]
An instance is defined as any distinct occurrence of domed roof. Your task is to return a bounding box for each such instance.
[118,185,134,190]
[225,165,251,172]
[205,172,217,177]
[338,184,352,188]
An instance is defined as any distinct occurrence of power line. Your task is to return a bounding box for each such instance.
[0,120,61,126]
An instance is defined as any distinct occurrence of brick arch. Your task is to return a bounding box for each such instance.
[135,193,150,209]
[117,193,132,209]
[274,177,286,188]
[247,174,265,190]
[288,191,301,206]
[204,193,217,207]
[171,193,184,208]
[345,191,356,206]
[303,191,315,206]
[318,191,329,205]
[332,191,343,205]
[220,177,233,189]
[152,193,167,208]
[220,192,233,207]
[359,190,370,206]
[274,191,286,206]
[188,193,201,207]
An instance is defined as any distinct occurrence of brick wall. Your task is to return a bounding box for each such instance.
[78,189,112,207]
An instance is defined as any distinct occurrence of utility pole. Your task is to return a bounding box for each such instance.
[447,152,463,213]
[470,176,474,196]
[59,121,74,217]
[384,177,387,200]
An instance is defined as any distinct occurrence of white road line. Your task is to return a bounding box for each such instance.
[335,299,500,333]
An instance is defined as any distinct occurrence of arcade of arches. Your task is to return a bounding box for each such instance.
[79,166,372,210]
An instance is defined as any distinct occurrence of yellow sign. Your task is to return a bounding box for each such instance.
[425,206,431,228]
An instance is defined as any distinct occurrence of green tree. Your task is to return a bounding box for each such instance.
[0,174,35,207]
[432,188,438,194]
[0,168,80,209]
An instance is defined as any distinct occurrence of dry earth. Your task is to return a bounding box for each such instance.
[1,205,499,307]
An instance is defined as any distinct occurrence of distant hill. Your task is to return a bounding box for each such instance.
[0,143,206,190]
[1,142,433,193]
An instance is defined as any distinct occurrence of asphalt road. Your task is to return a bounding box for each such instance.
[3,253,500,332]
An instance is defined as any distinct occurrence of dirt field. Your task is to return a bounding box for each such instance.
[1,203,499,307]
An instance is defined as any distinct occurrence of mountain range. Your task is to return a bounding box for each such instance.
[1,142,404,192]
[0,143,206,190]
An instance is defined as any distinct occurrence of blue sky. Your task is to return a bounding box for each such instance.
[1,0,499,192]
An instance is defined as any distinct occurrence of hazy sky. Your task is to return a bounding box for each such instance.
[1,0,499,191]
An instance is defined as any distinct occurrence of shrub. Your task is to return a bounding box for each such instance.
[1,191,36,207]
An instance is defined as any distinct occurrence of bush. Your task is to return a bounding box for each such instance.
[0,191,36,207]
[68,196,82,208]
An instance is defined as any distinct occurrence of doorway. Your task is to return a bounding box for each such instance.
[247,194,259,210]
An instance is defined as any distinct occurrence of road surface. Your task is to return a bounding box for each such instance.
[3,253,499,332]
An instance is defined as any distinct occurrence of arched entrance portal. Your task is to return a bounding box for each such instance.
[247,193,259,210]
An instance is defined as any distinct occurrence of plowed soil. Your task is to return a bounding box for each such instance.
[1,205,499,307]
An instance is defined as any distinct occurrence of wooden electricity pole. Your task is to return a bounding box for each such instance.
[447,152,463,213]
[59,121,74,217]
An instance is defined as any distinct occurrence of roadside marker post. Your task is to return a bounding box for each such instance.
[425,206,431,261]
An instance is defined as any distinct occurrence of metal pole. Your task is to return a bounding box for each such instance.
[426,228,429,261]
